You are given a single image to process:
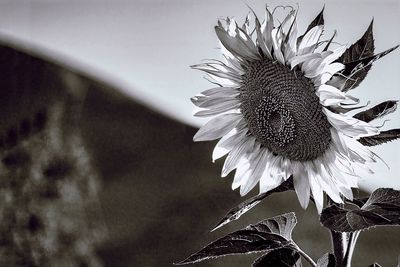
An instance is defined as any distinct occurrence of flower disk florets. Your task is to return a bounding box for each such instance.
[240,59,332,161]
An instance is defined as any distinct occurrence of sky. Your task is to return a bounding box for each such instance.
[0,0,399,191]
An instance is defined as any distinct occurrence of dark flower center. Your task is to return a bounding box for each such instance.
[240,59,332,161]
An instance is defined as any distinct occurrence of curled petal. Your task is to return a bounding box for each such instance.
[317,84,358,106]
[323,108,380,138]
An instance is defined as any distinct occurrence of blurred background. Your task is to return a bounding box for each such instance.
[0,0,399,266]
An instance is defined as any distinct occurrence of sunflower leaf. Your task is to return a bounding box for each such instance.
[297,6,324,44]
[175,213,297,265]
[252,248,302,267]
[335,45,399,92]
[353,100,398,122]
[320,188,400,232]
[339,19,375,64]
[316,253,336,267]
[305,6,325,32]
[358,129,400,146]
[335,20,374,90]
[211,177,295,231]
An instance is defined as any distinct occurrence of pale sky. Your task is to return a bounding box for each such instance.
[0,0,399,191]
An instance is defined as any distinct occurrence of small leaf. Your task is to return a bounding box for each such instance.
[338,45,399,91]
[369,263,382,267]
[176,213,297,265]
[253,248,302,267]
[336,20,374,90]
[359,129,400,146]
[317,253,336,267]
[354,101,398,122]
[212,178,295,231]
[306,6,325,32]
[339,20,375,64]
[320,188,400,232]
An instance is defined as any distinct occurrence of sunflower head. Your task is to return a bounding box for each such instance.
[191,5,399,212]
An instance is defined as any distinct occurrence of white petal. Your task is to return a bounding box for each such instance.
[255,17,272,59]
[223,54,244,73]
[284,21,298,61]
[330,128,350,157]
[212,121,247,162]
[307,168,324,213]
[201,87,239,97]
[194,113,242,141]
[271,28,285,64]
[196,96,238,108]
[338,185,354,200]
[205,72,240,87]
[222,136,255,177]
[325,75,347,90]
[341,134,377,163]
[242,13,251,35]
[280,10,295,34]
[316,161,344,204]
[212,135,233,162]
[314,63,345,85]
[289,53,321,69]
[259,157,284,194]
[261,6,274,54]
[322,62,345,76]
[215,25,260,61]
[232,158,251,190]
[302,58,321,77]
[298,25,323,55]
[321,45,347,65]
[194,101,241,117]
[293,163,311,209]
[191,62,243,78]
[317,84,358,106]
[240,149,269,195]
[320,177,343,204]
[236,25,259,53]
[322,108,380,138]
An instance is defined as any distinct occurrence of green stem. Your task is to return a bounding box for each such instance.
[292,243,317,267]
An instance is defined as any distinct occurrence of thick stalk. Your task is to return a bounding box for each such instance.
[330,231,349,266]
[327,197,350,267]
[342,231,360,267]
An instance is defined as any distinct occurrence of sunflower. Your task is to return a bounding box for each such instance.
[191,5,399,212]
